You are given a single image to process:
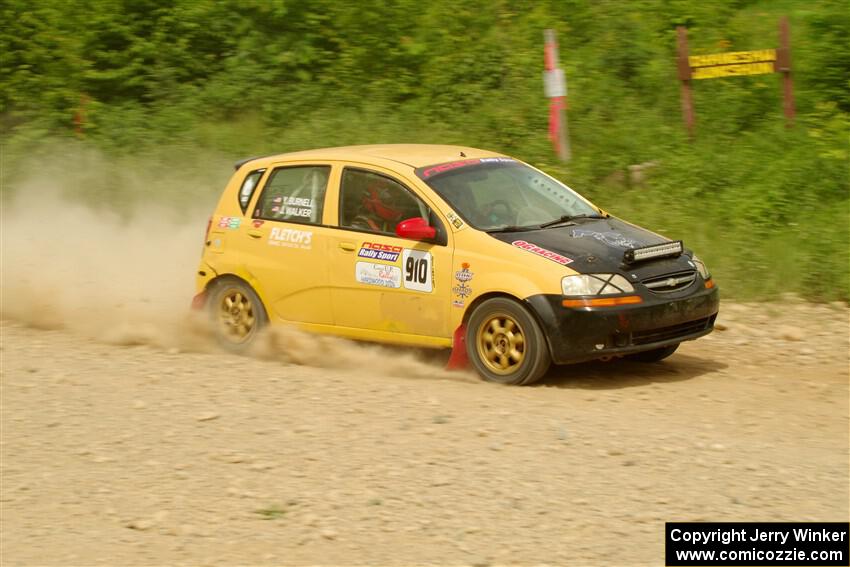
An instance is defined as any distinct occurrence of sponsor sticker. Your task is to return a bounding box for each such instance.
[455,264,474,282]
[357,242,402,263]
[445,210,465,230]
[452,263,474,305]
[252,219,265,228]
[512,240,573,265]
[452,285,472,298]
[218,216,241,229]
[268,227,313,249]
[355,262,402,289]
[478,157,515,164]
[402,249,433,292]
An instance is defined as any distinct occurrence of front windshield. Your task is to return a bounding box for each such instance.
[417,159,599,231]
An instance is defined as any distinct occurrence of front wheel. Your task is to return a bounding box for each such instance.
[208,278,267,353]
[466,297,551,385]
[625,343,679,363]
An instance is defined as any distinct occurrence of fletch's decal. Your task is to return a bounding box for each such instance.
[512,240,573,265]
[452,263,474,307]
[358,242,401,262]
[571,229,640,249]
[218,216,241,229]
[356,262,402,289]
[402,249,433,292]
[268,227,312,249]
[445,210,465,230]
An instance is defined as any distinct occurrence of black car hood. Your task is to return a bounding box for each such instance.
[490,217,694,278]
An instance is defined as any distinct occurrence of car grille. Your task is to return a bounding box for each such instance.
[631,315,715,346]
[642,270,696,294]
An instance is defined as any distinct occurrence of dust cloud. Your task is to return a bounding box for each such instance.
[0,154,461,380]
[1,184,208,347]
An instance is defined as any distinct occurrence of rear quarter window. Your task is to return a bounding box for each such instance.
[238,169,265,214]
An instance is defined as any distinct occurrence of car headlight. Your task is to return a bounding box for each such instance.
[561,274,635,296]
[692,255,711,280]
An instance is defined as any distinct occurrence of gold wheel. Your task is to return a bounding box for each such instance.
[475,312,526,375]
[216,287,257,343]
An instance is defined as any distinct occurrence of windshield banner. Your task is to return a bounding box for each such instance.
[415,157,515,180]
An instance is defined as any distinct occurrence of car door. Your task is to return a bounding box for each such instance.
[327,166,453,341]
[229,162,338,325]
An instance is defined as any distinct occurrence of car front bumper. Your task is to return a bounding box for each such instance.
[524,286,719,365]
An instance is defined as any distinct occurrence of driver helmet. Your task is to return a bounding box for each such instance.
[363,182,402,222]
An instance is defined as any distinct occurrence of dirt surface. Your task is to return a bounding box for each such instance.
[1,301,848,566]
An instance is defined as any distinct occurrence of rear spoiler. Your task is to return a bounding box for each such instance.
[233,154,275,171]
[624,241,683,264]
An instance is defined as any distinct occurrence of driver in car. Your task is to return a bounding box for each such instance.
[350,181,404,233]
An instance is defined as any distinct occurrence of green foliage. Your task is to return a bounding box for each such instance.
[1,0,847,300]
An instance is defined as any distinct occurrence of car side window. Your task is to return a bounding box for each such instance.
[253,166,330,224]
[339,169,428,235]
[238,169,265,214]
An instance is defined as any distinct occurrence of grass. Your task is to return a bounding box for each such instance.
[254,505,288,520]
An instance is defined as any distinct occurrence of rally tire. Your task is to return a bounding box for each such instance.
[466,297,551,386]
[208,278,268,353]
[625,343,679,363]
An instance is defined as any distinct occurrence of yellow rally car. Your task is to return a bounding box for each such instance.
[193,144,718,385]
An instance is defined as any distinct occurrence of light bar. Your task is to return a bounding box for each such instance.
[624,240,683,264]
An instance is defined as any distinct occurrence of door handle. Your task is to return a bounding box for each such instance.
[338,242,356,251]
[247,230,263,239]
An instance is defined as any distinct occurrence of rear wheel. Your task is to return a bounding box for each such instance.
[466,298,551,385]
[625,343,679,363]
[208,278,267,353]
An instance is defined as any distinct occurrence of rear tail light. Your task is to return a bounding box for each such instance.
[204,216,212,243]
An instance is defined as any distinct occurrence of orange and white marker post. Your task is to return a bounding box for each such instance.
[544,29,571,162]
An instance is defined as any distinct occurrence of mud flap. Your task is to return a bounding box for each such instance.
[190,291,207,311]
[445,324,470,370]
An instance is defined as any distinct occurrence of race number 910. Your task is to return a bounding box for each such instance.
[402,249,433,292]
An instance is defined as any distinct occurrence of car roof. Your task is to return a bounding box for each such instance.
[235,144,506,171]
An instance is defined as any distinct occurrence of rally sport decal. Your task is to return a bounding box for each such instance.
[357,242,401,262]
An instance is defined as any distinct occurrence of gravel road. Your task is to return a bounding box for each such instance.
[1,301,848,566]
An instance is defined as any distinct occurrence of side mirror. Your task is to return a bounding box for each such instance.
[395,217,436,241]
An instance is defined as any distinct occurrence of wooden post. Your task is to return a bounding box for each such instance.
[544,30,571,162]
[776,16,795,127]
[676,26,695,139]
[73,94,88,137]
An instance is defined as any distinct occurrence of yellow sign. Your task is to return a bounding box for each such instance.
[692,61,775,80]
[689,49,776,68]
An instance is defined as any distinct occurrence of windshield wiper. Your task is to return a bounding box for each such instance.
[539,213,606,229]
[485,224,539,233]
